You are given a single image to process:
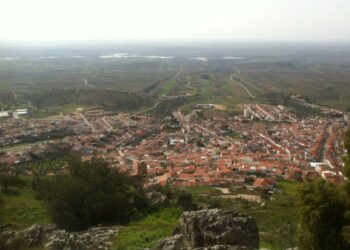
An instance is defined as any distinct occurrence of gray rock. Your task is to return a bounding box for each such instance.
[1,224,120,250]
[193,246,256,250]
[153,234,184,250]
[153,209,259,250]
[146,191,169,207]
[180,209,259,249]
[21,224,57,246]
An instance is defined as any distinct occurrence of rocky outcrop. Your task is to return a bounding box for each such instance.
[22,224,57,246]
[153,209,259,250]
[146,191,170,207]
[0,224,120,250]
[153,234,184,250]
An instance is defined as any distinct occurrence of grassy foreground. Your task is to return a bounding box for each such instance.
[112,207,182,250]
[0,176,300,250]
[0,178,50,229]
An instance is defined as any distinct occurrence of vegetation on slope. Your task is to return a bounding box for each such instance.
[297,129,350,250]
[184,180,299,250]
[0,176,50,229]
[33,158,149,231]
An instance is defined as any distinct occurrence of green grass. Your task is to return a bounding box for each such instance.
[112,207,182,250]
[160,80,177,95]
[0,178,50,229]
[55,103,87,113]
[184,186,222,195]
[0,177,51,249]
[27,110,59,119]
[277,179,301,195]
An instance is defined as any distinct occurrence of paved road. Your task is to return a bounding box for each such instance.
[176,71,181,79]
[80,112,96,132]
[12,91,18,100]
[186,80,192,89]
[173,110,190,143]
[102,116,113,130]
[134,101,161,115]
[82,78,95,89]
[230,67,255,98]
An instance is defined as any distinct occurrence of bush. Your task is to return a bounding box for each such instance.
[297,130,350,249]
[148,184,173,199]
[297,181,348,250]
[176,192,197,211]
[37,158,149,231]
[0,174,24,192]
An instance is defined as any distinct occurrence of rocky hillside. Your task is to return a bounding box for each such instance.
[0,209,259,250]
[153,209,259,250]
[0,224,120,250]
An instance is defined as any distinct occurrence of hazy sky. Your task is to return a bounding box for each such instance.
[1,0,350,42]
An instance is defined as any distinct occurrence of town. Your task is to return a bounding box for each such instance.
[1,102,349,194]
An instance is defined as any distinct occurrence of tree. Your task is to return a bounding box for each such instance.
[297,181,347,250]
[176,191,197,211]
[297,130,350,249]
[37,158,149,231]
[31,92,44,111]
[0,174,24,192]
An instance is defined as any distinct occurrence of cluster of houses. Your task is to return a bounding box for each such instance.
[0,104,348,191]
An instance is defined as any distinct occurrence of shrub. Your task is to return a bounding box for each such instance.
[176,192,197,211]
[38,158,149,231]
[0,174,24,192]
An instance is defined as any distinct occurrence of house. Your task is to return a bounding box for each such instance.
[253,178,274,191]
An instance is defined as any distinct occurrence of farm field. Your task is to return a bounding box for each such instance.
[1,43,350,113]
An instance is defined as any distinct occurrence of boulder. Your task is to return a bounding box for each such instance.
[153,209,259,250]
[0,230,22,250]
[193,246,257,250]
[146,191,169,207]
[153,234,184,250]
